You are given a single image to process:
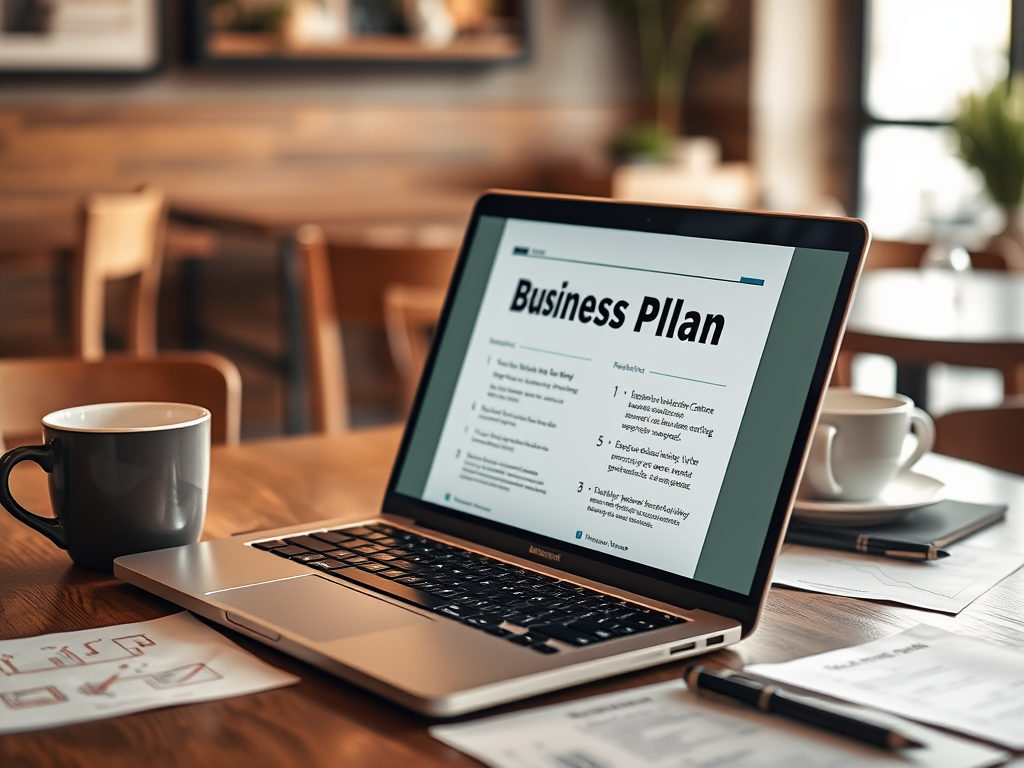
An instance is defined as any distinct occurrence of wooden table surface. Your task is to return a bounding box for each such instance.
[2,427,1024,767]
[844,268,1024,377]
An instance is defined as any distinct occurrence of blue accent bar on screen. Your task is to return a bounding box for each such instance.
[740,277,764,286]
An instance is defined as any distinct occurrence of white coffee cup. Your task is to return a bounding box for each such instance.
[799,388,936,502]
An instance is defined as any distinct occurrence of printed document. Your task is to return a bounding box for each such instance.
[772,543,1024,614]
[422,218,794,578]
[0,612,299,734]
[431,679,1007,768]
[748,624,1024,750]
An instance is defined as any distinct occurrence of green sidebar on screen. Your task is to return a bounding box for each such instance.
[692,247,846,594]
[397,217,848,596]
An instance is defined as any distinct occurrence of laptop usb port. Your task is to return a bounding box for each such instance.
[706,635,725,646]
[670,642,696,655]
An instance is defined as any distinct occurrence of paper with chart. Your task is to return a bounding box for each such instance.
[0,612,299,734]
[430,679,1007,768]
[748,625,1024,750]
[771,543,1024,614]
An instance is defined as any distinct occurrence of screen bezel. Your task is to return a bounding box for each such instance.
[382,191,869,633]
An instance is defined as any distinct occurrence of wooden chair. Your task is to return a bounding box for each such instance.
[0,353,242,449]
[296,224,458,433]
[384,285,447,415]
[73,185,167,360]
[934,398,1024,475]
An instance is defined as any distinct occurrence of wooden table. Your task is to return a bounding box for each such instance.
[3,427,1024,766]
[844,269,1024,407]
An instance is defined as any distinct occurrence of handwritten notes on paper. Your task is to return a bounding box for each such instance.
[431,679,1006,768]
[0,613,299,734]
[772,544,1024,614]
[748,625,1024,750]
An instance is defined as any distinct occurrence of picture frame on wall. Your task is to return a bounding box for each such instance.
[187,0,529,68]
[0,0,164,75]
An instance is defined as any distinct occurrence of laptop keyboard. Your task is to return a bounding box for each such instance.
[251,522,685,654]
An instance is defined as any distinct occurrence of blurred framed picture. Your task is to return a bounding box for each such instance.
[0,0,164,74]
[188,0,528,67]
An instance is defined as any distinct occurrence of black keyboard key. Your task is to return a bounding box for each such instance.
[379,569,406,579]
[251,539,288,551]
[464,614,504,629]
[359,562,390,573]
[430,588,466,599]
[307,558,348,572]
[341,554,370,565]
[291,552,326,563]
[395,575,426,585]
[531,624,602,646]
[568,619,620,640]
[507,631,549,646]
[311,531,355,546]
[529,642,559,654]
[434,604,480,621]
[331,567,448,609]
[371,553,398,562]
[270,546,308,558]
[341,526,375,536]
[612,623,642,635]
[284,536,337,553]
[353,544,387,554]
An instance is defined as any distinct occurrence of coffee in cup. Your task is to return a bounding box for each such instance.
[799,388,935,502]
[0,402,210,571]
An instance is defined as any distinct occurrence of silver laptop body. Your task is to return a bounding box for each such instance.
[117,192,868,716]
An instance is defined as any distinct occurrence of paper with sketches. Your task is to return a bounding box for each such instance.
[771,543,1024,614]
[0,612,299,734]
[748,624,1024,750]
[430,679,1006,768]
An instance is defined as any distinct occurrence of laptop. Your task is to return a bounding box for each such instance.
[116,192,868,716]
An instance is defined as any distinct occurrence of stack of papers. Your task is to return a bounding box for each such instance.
[748,624,1024,750]
[432,677,1007,768]
[772,543,1024,614]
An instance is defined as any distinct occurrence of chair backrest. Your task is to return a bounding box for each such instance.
[0,353,242,448]
[296,224,458,433]
[74,185,167,360]
[863,240,928,271]
[933,398,1024,475]
[384,285,447,416]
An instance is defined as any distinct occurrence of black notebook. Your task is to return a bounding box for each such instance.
[787,500,1007,548]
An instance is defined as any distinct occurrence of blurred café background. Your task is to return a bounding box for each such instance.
[1,0,1020,446]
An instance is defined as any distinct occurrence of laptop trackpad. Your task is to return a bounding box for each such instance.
[214,574,429,643]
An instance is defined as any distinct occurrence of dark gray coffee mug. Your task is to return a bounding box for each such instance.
[0,402,210,571]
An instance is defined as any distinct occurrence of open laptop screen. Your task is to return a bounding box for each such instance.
[389,195,863,610]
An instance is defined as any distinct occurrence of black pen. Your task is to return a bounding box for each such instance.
[683,664,924,751]
[785,528,949,561]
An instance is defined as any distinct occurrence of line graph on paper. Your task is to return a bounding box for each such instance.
[772,543,1024,613]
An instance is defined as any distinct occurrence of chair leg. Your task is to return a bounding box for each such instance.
[831,350,853,388]
[1001,364,1024,397]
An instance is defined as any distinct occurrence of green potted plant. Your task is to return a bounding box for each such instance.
[610,0,729,164]
[953,76,1024,260]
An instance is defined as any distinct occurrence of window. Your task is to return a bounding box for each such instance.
[858,0,1012,241]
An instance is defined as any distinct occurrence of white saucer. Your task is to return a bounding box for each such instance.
[793,470,946,526]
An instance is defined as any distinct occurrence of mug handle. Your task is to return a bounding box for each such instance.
[0,443,67,550]
[898,407,936,472]
[805,423,843,498]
